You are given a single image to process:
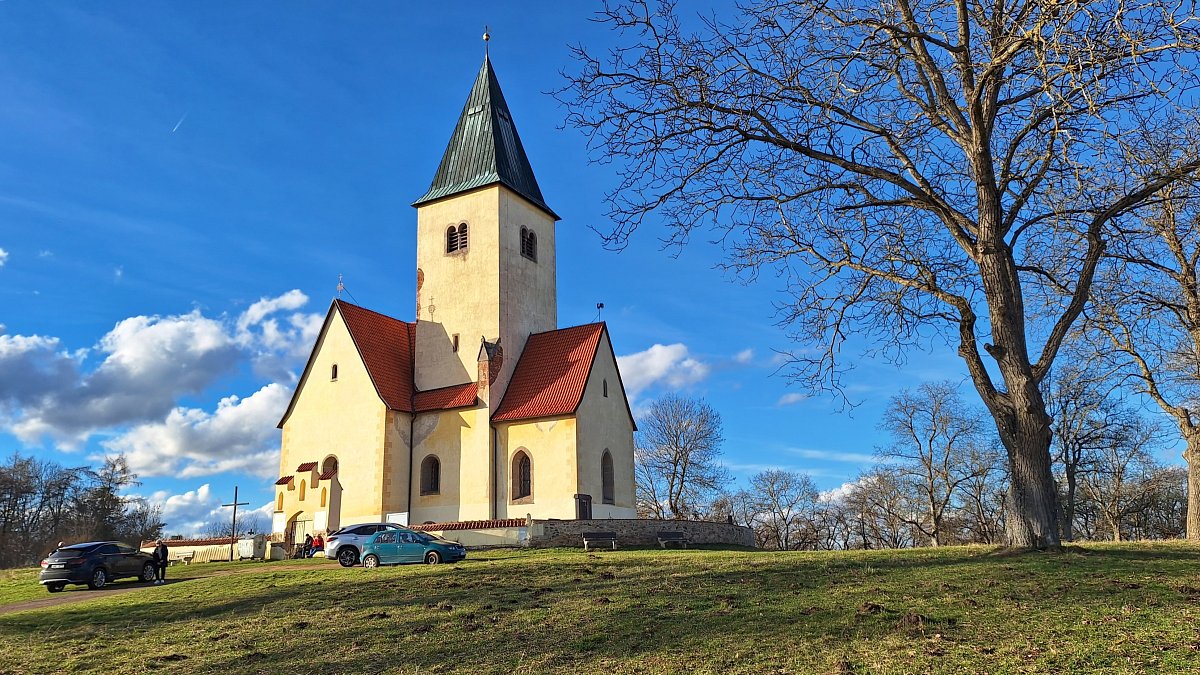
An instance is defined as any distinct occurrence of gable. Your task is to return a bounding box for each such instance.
[493,322,634,426]
[277,300,416,428]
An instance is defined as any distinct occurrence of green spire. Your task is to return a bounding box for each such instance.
[413,57,559,220]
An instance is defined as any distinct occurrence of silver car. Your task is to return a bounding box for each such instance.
[326,523,407,567]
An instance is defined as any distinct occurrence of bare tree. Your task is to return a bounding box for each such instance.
[1077,416,1164,542]
[635,394,731,519]
[1089,193,1200,540]
[562,0,1200,548]
[878,381,994,545]
[1044,361,1124,541]
[745,469,820,550]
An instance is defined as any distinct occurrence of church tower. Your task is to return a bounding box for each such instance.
[411,56,559,406]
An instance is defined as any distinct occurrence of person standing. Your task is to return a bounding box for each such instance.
[153,539,169,584]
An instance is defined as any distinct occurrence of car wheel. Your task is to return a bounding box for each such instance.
[47,583,66,593]
[337,548,358,567]
[425,551,442,565]
[88,567,108,590]
[141,563,157,582]
[362,554,380,569]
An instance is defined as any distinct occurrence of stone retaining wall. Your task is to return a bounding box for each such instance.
[528,518,754,548]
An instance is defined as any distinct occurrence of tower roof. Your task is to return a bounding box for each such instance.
[412,57,559,220]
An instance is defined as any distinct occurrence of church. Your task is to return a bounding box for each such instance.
[271,57,638,546]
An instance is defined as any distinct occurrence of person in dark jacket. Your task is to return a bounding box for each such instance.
[153,539,169,584]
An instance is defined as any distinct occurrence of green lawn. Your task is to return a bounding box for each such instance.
[0,543,1197,674]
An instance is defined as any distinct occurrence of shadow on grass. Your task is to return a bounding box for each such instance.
[2,545,1197,673]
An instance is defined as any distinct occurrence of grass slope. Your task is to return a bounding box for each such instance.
[0,543,1197,674]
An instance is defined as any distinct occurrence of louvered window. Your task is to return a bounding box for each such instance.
[520,227,537,262]
[446,223,469,253]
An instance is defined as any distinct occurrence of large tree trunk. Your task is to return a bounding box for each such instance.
[1186,437,1200,541]
[997,409,1062,549]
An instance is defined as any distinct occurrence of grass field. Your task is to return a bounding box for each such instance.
[0,543,1197,674]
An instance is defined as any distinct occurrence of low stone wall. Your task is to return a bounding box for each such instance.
[529,518,754,548]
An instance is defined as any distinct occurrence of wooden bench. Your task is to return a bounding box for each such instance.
[582,531,617,551]
[172,551,195,566]
[657,531,689,549]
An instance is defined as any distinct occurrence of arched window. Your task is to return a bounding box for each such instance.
[512,450,532,501]
[420,455,441,495]
[321,455,338,478]
[445,223,469,253]
[276,492,284,511]
[331,363,338,381]
[520,227,537,262]
[320,487,327,507]
[601,451,615,504]
[299,479,307,501]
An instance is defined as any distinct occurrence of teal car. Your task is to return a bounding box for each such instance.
[360,529,467,567]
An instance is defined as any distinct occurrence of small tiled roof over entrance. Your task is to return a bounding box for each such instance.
[296,462,317,472]
[492,323,604,423]
[275,476,294,486]
[414,382,479,412]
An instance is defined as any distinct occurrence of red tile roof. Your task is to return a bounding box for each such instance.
[318,467,337,480]
[410,518,526,532]
[414,382,479,412]
[296,462,317,472]
[275,476,294,486]
[492,323,604,422]
[336,300,416,413]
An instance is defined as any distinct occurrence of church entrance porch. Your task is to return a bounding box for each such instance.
[285,512,313,557]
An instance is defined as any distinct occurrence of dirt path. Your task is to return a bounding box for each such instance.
[0,562,329,616]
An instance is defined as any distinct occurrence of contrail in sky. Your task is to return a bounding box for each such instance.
[171,112,188,133]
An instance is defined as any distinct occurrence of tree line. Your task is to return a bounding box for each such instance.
[0,453,164,568]
[636,388,1187,550]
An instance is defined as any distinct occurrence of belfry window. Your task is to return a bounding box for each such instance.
[331,364,338,381]
[512,450,533,501]
[603,379,608,397]
[421,455,440,495]
[447,223,469,254]
[520,227,537,262]
[601,450,615,505]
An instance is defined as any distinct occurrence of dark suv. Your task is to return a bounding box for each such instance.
[326,523,407,567]
[39,541,158,592]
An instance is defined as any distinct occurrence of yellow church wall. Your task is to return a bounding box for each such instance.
[414,187,503,392]
[494,189,557,401]
[410,405,493,523]
[277,309,390,535]
[574,331,638,519]
[496,416,580,519]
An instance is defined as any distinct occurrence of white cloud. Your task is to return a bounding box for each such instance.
[113,266,123,280]
[786,447,877,463]
[104,383,291,479]
[777,392,807,406]
[617,343,710,398]
[0,290,318,449]
[150,484,275,537]
[734,348,754,364]
[0,247,8,267]
[819,479,865,503]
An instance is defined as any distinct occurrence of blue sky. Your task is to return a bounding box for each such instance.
[0,2,1011,534]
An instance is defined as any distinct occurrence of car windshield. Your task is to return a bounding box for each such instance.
[51,544,99,557]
